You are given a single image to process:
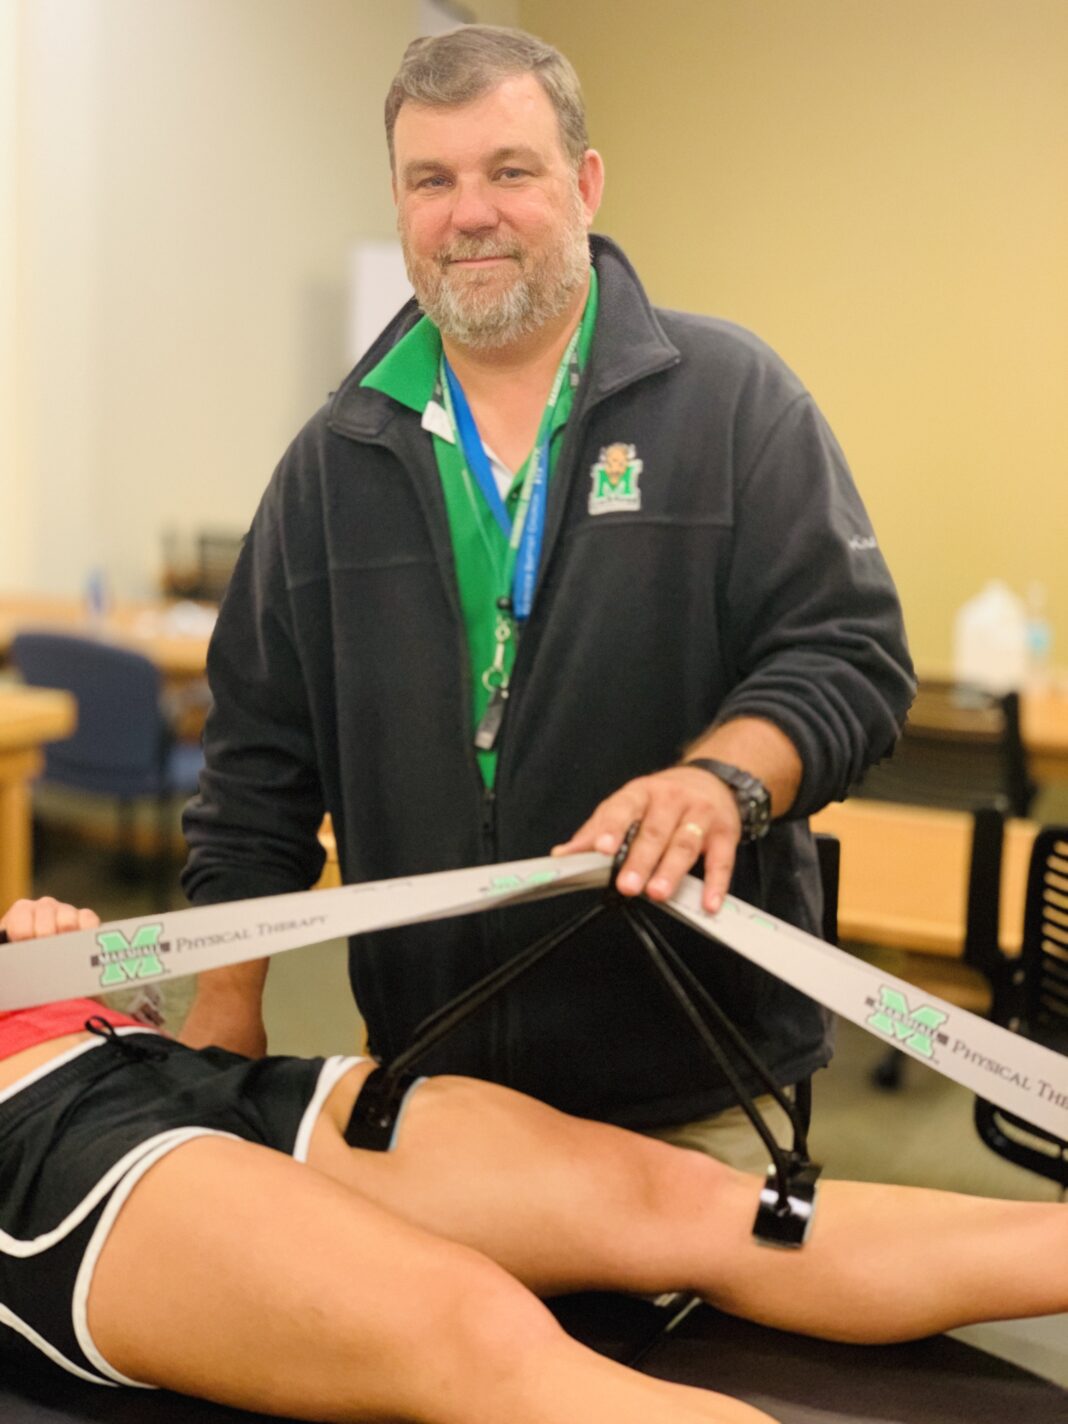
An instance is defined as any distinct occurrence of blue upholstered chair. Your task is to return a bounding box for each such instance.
[10,631,204,887]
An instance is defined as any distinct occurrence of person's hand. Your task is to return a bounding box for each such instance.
[1,896,100,940]
[179,990,268,1059]
[552,766,741,913]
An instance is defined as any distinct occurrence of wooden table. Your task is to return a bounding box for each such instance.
[0,593,214,683]
[909,673,1068,783]
[811,798,1036,958]
[0,686,77,908]
[1020,683,1068,782]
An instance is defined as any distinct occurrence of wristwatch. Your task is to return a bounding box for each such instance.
[683,758,772,842]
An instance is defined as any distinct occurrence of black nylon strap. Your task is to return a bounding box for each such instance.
[344,1065,422,1151]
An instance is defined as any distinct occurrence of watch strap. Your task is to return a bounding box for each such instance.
[682,758,772,842]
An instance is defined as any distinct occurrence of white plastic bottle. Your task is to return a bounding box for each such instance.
[953,580,1029,695]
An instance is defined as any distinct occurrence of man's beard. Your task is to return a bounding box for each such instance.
[399,189,591,350]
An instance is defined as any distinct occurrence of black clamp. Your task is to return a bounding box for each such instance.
[344,1065,421,1151]
[753,1152,822,1248]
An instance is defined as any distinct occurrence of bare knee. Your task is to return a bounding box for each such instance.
[405,1246,566,1413]
[431,1248,561,1360]
[624,1129,745,1225]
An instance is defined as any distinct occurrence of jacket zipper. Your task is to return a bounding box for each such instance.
[480,784,497,858]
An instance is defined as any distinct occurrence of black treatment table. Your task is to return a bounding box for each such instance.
[2,1294,1065,1424]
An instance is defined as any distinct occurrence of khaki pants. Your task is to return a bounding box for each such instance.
[641,1092,798,1175]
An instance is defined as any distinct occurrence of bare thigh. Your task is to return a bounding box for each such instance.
[87,1134,541,1421]
[306,1064,730,1295]
[87,1135,773,1424]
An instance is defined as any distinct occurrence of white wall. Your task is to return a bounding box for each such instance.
[13,0,103,592]
[7,0,517,599]
[0,2,22,584]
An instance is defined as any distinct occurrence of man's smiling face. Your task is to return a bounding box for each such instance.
[393,73,601,349]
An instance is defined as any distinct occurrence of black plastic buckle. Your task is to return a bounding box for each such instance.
[344,1066,420,1151]
[753,1154,822,1248]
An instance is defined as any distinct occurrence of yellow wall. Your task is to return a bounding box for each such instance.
[520,0,1068,669]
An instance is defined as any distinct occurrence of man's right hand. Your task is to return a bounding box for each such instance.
[179,994,268,1057]
[178,961,270,1057]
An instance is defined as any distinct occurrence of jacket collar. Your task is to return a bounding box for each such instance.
[327,234,680,443]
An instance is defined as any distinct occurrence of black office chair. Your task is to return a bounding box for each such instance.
[862,801,1009,1090]
[974,825,1068,1195]
[11,632,204,890]
[856,678,1034,1091]
[855,679,1036,818]
[194,530,244,601]
[813,831,840,948]
[161,528,244,602]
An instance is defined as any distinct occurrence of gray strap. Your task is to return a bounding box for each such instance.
[1,854,1064,1139]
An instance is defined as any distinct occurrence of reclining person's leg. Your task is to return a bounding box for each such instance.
[308,1068,1068,1344]
[699,1174,1068,1343]
[87,1134,772,1424]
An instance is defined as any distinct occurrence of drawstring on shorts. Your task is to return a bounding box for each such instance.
[83,1016,169,1062]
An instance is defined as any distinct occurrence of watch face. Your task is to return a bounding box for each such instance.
[738,775,771,840]
[745,787,772,839]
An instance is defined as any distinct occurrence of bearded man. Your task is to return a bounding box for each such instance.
[181,25,914,1167]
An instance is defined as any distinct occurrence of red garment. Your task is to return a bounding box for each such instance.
[0,1001,151,1060]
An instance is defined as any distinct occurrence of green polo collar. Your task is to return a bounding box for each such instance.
[360,309,441,413]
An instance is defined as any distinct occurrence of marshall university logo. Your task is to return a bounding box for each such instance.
[92,924,170,989]
[485,869,560,896]
[588,442,642,514]
[866,986,948,1060]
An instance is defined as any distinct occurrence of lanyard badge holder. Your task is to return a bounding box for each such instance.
[440,335,580,756]
[475,605,512,752]
[346,825,822,1249]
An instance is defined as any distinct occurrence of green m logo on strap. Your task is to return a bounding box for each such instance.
[95,924,168,988]
[866,987,948,1059]
[486,869,559,896]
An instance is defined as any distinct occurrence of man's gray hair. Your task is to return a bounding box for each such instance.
[385,25,589,171]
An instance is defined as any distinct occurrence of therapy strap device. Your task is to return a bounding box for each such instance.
[2,850,1065,1158]
[340,830,820,1243]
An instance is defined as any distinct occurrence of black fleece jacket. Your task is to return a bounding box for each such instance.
[182,236,914,1127]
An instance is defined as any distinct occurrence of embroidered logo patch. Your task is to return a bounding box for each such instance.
[589,442,642,514]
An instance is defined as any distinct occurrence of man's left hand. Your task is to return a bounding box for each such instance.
[551,766,741,913]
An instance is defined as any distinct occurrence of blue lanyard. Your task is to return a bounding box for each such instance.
[441,329,579,621]
[442,361,513,540]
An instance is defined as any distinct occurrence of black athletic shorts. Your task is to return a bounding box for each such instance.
[0,1030,364,1387]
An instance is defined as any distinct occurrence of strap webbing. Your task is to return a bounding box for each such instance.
[1,855,1064,1139]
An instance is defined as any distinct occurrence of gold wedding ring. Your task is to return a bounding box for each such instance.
[680,821,706,839]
